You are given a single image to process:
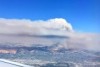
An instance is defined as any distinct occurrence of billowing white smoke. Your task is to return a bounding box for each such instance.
[47,18,73,31]
[0,18,73,35]
[0,18,100,51]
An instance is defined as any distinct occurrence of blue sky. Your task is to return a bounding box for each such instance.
[0,0,99,33]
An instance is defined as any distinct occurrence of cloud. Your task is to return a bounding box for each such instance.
[0,18,100,51]
[0,18,73,36]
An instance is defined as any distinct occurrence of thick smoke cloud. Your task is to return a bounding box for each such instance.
[0,18,73,35]
[0,18,100,51]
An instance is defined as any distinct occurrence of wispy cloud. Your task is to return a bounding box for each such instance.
[0,18,99,51]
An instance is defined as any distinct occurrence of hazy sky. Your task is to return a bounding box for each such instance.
[0,0,99,33]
